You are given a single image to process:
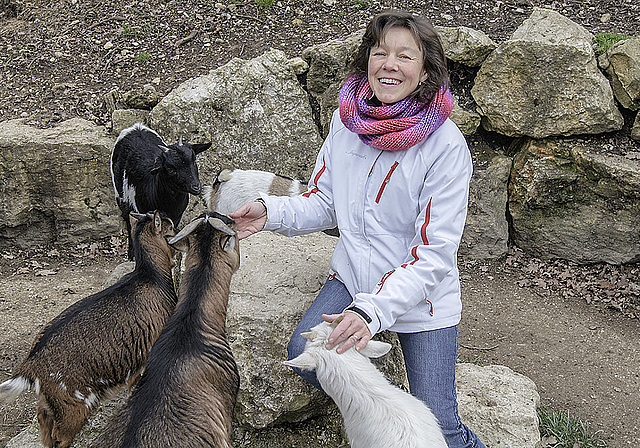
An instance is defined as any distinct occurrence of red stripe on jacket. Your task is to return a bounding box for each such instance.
[303,157,326,198]
[402,198,432,267]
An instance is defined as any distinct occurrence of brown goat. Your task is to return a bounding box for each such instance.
[0,211,178,448]
[90,212,241,448]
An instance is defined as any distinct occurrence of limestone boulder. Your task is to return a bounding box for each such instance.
[0,118,120,248]
[472,8,623,138]
[461,149,511,259]
[598,37,640,110]
[457,364,541,448]
[633,112,640,141]
[435,25,496,67]
[149,49,323,185]
[302,29,364,137]
[509,137,640,264]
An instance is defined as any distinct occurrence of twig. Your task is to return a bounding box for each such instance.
[175,30,199,47]
[236,14,266,24]
[459,343,499,351]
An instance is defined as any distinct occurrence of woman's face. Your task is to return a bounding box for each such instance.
[367,27,428,104]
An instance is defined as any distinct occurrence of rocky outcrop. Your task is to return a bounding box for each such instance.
[149,49,323,184]
[0,9,638,264]
[598,37,640,110]
[509,137,640,264]
[472,8,623,138]
[461,149,511,259]
[7,231,541,448]
[0,118,120,248]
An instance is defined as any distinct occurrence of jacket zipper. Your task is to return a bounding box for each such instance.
[375,161,399,203]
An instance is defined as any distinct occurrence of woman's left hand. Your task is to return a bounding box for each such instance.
[322,313,372,354]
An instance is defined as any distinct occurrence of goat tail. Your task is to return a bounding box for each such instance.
[0,376,33,404]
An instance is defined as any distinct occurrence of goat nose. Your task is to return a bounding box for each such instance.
[191,183,202,194]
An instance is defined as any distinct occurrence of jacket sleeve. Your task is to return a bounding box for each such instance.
[350,136,473,335]
[261,120,338,236]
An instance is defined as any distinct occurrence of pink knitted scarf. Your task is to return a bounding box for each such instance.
[339,73,454,151]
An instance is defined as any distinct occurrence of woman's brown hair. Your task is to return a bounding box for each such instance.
[350,10,449,103]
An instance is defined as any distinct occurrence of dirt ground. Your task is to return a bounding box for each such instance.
[1,0,640,447]
[0,243,639,447]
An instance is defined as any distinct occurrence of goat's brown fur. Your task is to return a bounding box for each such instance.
[0,211,178,448]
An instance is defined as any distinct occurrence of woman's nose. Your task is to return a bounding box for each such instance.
[382,55,398,71]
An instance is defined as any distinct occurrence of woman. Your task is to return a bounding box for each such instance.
[230,10,486,448]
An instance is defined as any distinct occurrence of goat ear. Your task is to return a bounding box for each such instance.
[192,143,211,154]
[358,340,392,359]
[283,353,316,371]
[168,216,205,246]
[150,154,164,174]
[153,211,162,234]
[300,331,317,340]
[129,212,144,227]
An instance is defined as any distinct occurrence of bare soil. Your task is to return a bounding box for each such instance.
[1,0,640,447]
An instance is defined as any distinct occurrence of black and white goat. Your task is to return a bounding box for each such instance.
[0,211,179,448]
[111,123,210,258]
[284,319,447,448]
[90,213,241,448]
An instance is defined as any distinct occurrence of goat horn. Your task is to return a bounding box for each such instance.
[179,135,183,146]
[206,217,236,236]
[168,216,207,245]
[158,145,171,153]
[129,212,147,220]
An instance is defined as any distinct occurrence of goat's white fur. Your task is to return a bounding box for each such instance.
[204,169,306,215]
[284,321,447,448]
[0,376,31,404]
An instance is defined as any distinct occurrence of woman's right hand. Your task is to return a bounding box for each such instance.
[229,201,267,240]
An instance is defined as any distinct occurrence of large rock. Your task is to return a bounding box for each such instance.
[509,137,640,264]
[0,118,120,248]
[461,148,511,259]
[149,49,323,184]
[302,29,364,137]
[457,364,541,448]
[598,37,640,110]
[435,25,496,67]
[472,8,623,138]
[633,112,640,141]
[7,231,540,448]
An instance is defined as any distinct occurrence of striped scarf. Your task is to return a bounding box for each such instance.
[339,73,453,151]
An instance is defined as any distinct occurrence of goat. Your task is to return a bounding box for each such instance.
[90,212,241,448]
[111,122,211,258]
[283,319,447,448]
[0,211,179,448]
[204,168,306,215]
[205,168,339,237]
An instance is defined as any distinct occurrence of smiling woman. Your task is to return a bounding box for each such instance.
[230,9,486,448]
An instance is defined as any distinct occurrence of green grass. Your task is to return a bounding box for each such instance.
[593,33,632,56]
[538,407,607,448]
[134,52,151,63]
[254,0,274,8]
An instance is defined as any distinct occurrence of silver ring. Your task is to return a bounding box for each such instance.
[350,335,359,341]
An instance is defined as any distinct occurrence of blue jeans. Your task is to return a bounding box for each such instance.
[287,277,486,448]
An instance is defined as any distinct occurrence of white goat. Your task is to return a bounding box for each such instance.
[284,320,447,448]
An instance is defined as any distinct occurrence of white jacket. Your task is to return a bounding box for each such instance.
[262,109,472,335]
